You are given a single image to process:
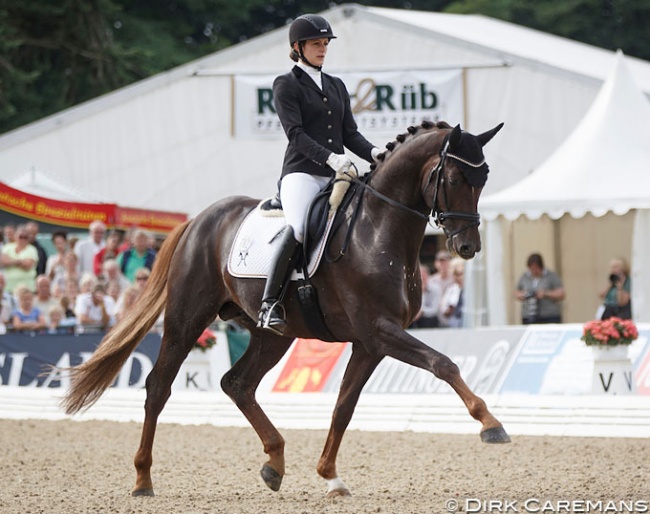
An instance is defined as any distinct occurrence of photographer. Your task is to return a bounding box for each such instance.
[599,257,632,320]
[515,253,565,324]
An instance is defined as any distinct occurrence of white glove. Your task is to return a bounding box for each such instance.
[371,147,383,163]
[326,153,352,174]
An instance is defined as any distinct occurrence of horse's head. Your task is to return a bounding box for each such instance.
[422,122,503,259]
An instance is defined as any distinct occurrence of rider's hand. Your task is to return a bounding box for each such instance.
[326,153,352,174]
[371,147,384,163]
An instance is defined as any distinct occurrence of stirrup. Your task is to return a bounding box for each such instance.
[257,301,287,335]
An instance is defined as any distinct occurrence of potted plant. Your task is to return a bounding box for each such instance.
[194,328,217,353]
[582,317,638,395]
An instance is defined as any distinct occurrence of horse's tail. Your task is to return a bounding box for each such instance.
[61,220,191,415]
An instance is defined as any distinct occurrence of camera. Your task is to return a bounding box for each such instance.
[609,273,619,286]
[524,291,536,300]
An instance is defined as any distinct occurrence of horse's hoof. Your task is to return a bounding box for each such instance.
[480,425,511,444]
[326,488,352,498]
[132,488,155,497]
[260,464,283,492]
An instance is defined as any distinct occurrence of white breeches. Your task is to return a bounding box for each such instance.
[280,173,330,243]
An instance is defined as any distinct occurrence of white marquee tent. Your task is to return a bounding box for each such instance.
[477,51,650,323]
[2,4,650,218]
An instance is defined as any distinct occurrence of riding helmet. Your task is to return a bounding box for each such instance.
[289,14,336,45]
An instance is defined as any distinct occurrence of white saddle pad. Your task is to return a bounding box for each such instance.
[227,203,335,280]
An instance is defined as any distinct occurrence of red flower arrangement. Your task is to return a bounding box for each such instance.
[581,317,638,346]
[194,328,217,352]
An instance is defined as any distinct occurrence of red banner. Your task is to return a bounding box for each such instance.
[0,182,114,228]
[0,182,187,233]
[273,339,347,393]
[114,206,187,233]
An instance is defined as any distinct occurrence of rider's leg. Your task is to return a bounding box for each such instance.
[258,173,329,334]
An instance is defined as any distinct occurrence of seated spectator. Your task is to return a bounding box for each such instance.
[12,285,46,332]
[60,296,77,322]
[63,277,80,305]
[47,304,74,334]
[75,283,116,331]
[133,267,151,292]
[116,285,141,322]
[0,225,38,294]
[79,272,98,295]
[106,281,122,305]
[94,230,122,277]
[34,275,59,325]
[409,263,440,329]
[117,229,156,283]
[46,231,69,283]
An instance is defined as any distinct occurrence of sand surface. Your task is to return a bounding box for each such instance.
[1,418,648,514]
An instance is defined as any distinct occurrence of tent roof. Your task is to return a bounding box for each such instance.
[9,169,104,203]
[480,50,650,220]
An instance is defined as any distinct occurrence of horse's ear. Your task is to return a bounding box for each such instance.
[448,124,462,149]
[477,122,504,147]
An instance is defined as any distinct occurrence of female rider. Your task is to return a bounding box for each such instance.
[258,14,382,334]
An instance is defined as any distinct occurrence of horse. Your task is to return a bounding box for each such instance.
[61,119,510,498]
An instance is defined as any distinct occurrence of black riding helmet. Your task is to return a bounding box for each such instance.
[289,14,336,70]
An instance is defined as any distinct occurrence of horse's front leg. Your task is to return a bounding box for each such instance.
[317,342,383,497]
[375,320,510,443]
[220,329,294,491]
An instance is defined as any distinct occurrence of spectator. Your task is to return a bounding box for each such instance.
[74,220,106,274]
[52,251,81,293]
[93,230,122,277]
[46,304,69,334]
[599,257,632,320]
[0,271,15,330]
[75,283,115,331]
[515,253,565,324]
[133,267,151,291]
[34,275,59,325]
[117,230,156,283]
[25,221,47,276]
[106,281,122,305]
[0,225,38,294]
[46,231,69,284]
[431,250,454,322]
[439,258,465,328]
[409,263,440,329]
[12,285,46,332]
[3,224,16,245]
[63,277,80,304]
[116,285,141,322]
[102,259,130,292]
[60,295,77,322]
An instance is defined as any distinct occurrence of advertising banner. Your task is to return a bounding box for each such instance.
[320,328,526,395]
[0,182,114,228]
[0,333,161,389]
[234,69,463,138]
[273,339,347,392]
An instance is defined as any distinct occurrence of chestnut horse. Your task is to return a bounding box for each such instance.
[62,120,509,498]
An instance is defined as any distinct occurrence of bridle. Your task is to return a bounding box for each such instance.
[423,137,483,238]
[347,136,483,239]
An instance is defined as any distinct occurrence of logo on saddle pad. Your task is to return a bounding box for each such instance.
[227,201,335,280]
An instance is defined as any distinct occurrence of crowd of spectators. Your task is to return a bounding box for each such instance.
[0,220,160,335]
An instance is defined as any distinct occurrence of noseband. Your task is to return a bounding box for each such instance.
[424,139,482,238]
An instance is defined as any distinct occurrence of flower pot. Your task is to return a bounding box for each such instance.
[590,345,634,395]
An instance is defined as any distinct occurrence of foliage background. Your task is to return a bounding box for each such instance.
[1,0,649,134]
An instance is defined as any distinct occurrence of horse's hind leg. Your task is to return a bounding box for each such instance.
[317,343,382,497]
[220,328,294,491]
[132,305,220,496]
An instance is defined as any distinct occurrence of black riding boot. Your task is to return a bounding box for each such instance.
[257,226,301,334]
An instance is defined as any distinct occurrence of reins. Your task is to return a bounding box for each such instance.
[341,138,482,241]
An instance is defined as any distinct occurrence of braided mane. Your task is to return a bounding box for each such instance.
[369,120,452,171]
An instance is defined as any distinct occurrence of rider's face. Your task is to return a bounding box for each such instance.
[296,38,329,67]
